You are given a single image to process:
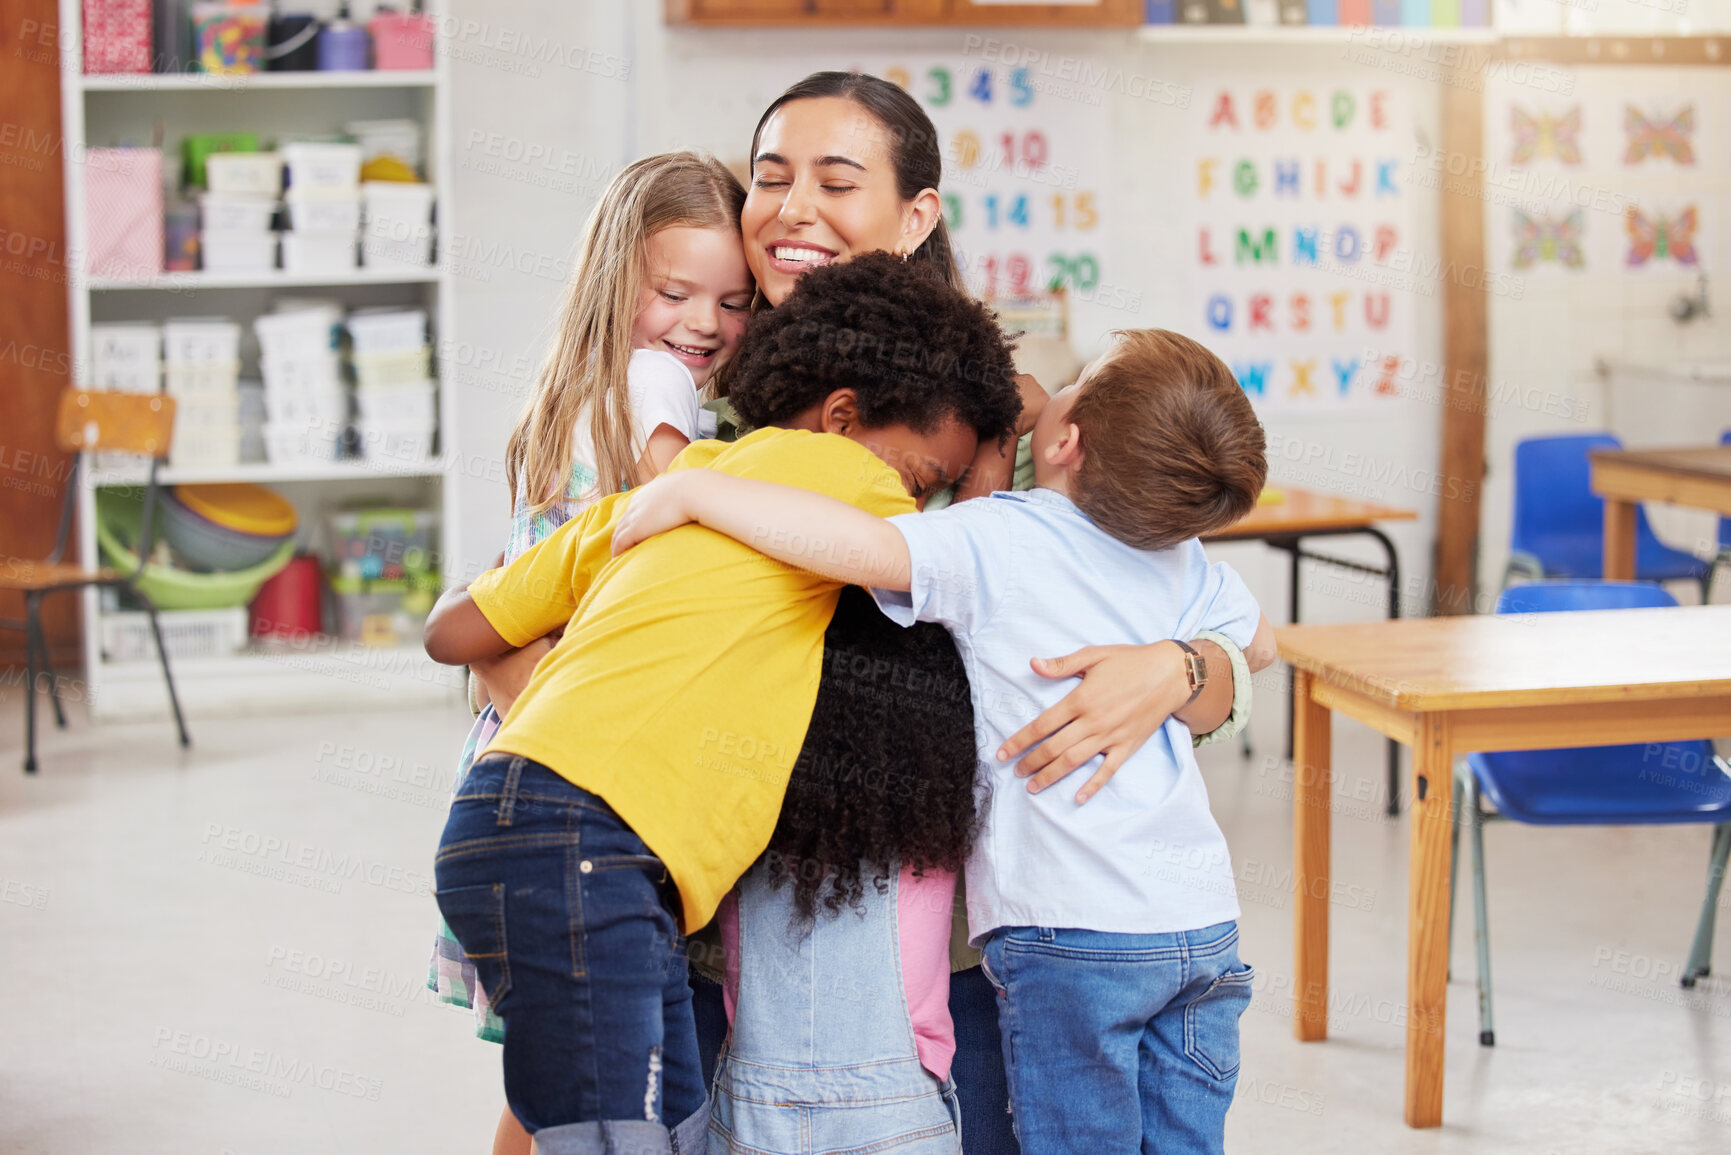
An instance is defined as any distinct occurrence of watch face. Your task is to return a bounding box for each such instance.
[1185,651,1208,689]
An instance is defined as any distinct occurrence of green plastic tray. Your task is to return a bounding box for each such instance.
[96,486,293,611]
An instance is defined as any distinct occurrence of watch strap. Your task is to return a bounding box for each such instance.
[1171,638,1207,705]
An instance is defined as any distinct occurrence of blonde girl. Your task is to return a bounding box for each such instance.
[426,150,752,1155]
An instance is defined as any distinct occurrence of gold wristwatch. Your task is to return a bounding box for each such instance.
[1171,639,1208,705]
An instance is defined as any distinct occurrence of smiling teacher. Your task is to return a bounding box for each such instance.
[691,70,1255,1155]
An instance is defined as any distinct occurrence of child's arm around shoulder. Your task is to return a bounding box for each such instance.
[424,584,512,667]
[426,493,627,665]
[610,469,914,591]
[1245,613,1277,673]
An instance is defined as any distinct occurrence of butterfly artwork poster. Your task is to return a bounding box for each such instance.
[1487,69,1723,280]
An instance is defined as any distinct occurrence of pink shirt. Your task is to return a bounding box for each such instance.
[719,864,958,1080]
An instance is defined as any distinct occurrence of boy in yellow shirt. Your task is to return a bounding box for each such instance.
[422,253,1022,1153]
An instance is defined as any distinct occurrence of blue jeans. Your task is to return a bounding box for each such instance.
[950,965,1019,1154]
[980,921,1252,1153]
[434,755,709,1155]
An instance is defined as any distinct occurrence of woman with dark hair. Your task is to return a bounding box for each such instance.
[687,71,1255,1153]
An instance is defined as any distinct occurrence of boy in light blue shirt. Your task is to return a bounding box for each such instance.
[613,328,1273,1153]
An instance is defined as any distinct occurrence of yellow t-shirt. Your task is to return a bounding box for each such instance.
[467,427,916,932]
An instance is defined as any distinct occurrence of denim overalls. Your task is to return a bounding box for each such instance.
[708,859,962,1155]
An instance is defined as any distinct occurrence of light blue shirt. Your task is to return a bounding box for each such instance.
[871,488,1261,942]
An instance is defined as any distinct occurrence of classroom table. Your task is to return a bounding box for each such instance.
[1590,446,1731,580]
[1278,605,1731,1128]
[1205,488,1418,814]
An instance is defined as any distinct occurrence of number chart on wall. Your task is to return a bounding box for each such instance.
[829,57,1112,304]
[1188,84,1415,410]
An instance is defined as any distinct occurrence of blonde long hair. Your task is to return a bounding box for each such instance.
[506,152,746,513]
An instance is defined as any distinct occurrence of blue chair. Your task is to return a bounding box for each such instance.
[1713,430,1730,599]
[1504,434,1713,601]
[1449,580,1731,1046]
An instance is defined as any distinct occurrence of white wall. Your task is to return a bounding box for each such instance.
[445,5,1456,642]
[1476,64,1731,597]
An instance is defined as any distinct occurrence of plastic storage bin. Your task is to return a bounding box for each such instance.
[165,360,241,397]
[345,308,426,353]
[169,408,241,469]
[99,607,249,663]
[163,320,241,364]
[183,133,260,189]
[199,193,276,232]
[262,419,345,465]
[328,509,438,581]
[361,181,435,227]
[205,151,282,196]
[254,306,340,360]
[282,142,363,191]
[193,2,267,74]
[329,575,438,648]
[355,382,435,424]
[262,384,347,426]
[361,229,434,269]
[200,230,277,272]
[347,120,423,169]
[90,323,162,393]
[353,347,431,388]
[281,231,357,274]
[283,189,361,232]
[368,13,434,70]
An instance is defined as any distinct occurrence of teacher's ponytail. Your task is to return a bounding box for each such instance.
[752,71,965,292]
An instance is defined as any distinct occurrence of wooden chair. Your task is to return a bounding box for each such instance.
[0,389,190,772]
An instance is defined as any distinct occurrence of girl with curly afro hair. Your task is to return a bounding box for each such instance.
[659,250,1017,1153]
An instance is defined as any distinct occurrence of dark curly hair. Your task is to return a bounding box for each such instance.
[765,587,980,921]
[727,251,1022,450]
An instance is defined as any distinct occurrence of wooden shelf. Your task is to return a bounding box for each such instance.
[80,70,438,92]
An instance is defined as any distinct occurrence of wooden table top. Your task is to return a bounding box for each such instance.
[1589,446,1731,483]
[1277,605,1731,712]
[1205,486,1418,542]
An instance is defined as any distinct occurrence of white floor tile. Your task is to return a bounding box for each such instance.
[0,688,1725,1153]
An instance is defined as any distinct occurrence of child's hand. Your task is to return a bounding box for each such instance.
[1246,613,1277,674]
[1013,373,1050,437]
[611,471,701,556]
[472,635,556,720]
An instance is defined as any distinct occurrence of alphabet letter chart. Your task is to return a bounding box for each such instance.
[1189,84,1414,409]
[821,55,1112,303]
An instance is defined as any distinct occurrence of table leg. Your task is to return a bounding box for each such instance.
[1285,541,1301,761]
[1292,668,1331,1041]
[1603,498,1637,581]
[1366,526,1404,817]
[1405,713,1455,1128]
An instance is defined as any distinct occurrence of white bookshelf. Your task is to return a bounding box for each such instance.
[89,269,442,291]
[59,1,462,720]
[81,69,438,92]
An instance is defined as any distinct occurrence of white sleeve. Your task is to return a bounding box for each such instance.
[1186,557,1262,650]
[627,349,703,444]
[869,498,1014,638]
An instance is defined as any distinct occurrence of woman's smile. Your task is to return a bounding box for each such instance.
[743,96,924,306]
